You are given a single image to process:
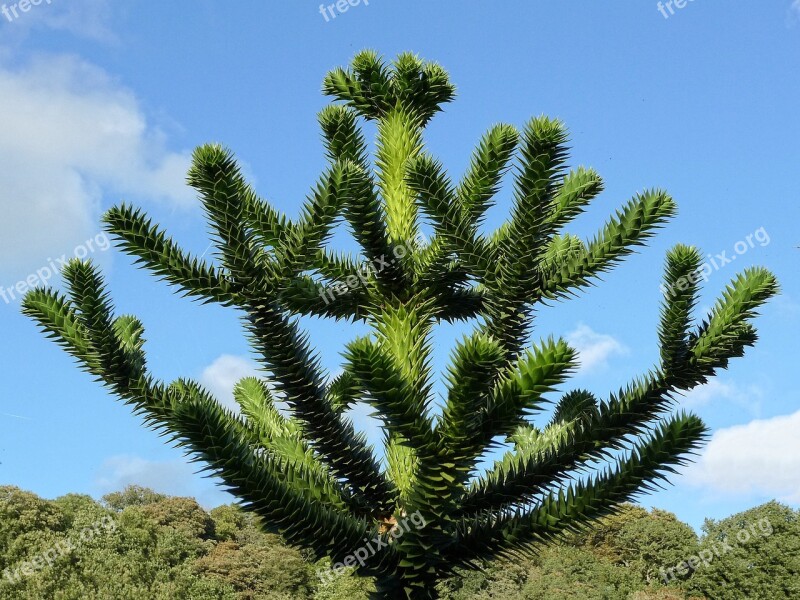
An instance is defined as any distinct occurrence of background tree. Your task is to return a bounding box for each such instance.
[438,506,701,600]
[102,485,167,512]
[571,504,700,585]
[22,51,778,599]
[1,485,794,599]
[687,502,800,599]
[0,485,373,599]
[198,505,315,599]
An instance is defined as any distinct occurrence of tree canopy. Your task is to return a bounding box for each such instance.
[1,486,796,599]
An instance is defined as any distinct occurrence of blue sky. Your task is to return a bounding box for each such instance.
[1,1,799,532]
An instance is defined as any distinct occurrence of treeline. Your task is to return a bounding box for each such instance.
[0,485,797,599]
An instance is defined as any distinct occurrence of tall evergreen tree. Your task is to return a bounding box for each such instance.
[23,51,778,599]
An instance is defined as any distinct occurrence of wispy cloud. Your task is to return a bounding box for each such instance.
[679,378,765,417]
[94,455,232,508]
[0,54,193,281]
[686,409,800,504]
[0,412,31,420]
[37,0,116,42]
[566,324,628,374]
[200,355,260,412]
[789,0,800,25]
[1,0,117,43]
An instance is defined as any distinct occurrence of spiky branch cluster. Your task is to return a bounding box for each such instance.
[23,52,777,599]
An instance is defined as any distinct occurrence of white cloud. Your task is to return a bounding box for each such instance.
[0,54,192,281]
[790,0,800,24]
[1,0,116,43]
[566,323,628,374]
[687,410,800,504]
[36,0,116,42]
[95,455,192,496]
[94,455,232,508]
[200,355,260,411]
[679,378,764,417]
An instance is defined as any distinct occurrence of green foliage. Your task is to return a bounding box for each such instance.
[1,487,368,599]
[686,502,800,599]
[22,51,778,599]
[1,488,797,599]
[517,546,642,600]
[0,487,66,544]
[313,558,375,600]
[102,485,167,511]
[570,505,700,585]
[194,538,313,598]
[438,544,692,600]
[211,505,251,543]
[137,497,216,540]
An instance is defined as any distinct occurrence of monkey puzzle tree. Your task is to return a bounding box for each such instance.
[23,52,777,599]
